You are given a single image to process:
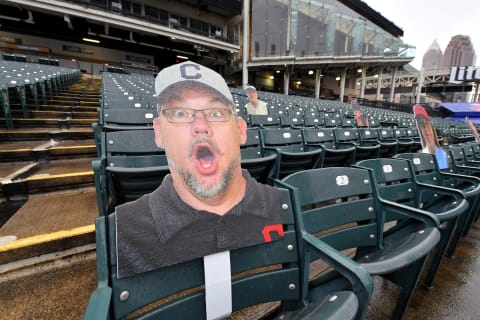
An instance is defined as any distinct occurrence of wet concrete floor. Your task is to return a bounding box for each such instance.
[0,220,478,320]
[0,187,97,238]
[404,221,480,319]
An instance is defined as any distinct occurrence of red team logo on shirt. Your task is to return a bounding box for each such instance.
[262,224,284,242]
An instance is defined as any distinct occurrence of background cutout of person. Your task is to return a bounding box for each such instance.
[244,85,268,115]
[413,104,449,169]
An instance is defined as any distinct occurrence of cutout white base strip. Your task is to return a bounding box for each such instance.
[203,251,232,320]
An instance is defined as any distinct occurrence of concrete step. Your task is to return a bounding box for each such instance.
[61,90,100,97]
[46,99,99,107]
[1,158,94,196]
[0,185,97,267]
[0,139,96,161]
[54,95,99,102]
[0,128,94,141]
[10,103,98,113]
[5,117,96,128]
[59,90,99,96]
[11,110,97,119]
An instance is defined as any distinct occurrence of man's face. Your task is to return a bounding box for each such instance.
[247,90,258,103]
[154,87,247,199]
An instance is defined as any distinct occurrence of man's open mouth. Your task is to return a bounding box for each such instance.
[193,144,218,174]
[197,146,214,162]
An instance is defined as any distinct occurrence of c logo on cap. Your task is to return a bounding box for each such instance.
[180,63,201,80]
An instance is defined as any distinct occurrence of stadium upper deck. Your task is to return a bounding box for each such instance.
[0,0,416,101]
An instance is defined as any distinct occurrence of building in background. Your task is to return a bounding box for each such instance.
[247,0,415,101]
[442,34,476,68]
[422,39,443,70]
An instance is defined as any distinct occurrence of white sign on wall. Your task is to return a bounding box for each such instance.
[449,66,480,83]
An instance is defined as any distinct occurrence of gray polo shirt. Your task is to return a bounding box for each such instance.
[115,170,283,278]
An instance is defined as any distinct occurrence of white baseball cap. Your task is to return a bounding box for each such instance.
[245,85,257,93]
[155,61,233,103]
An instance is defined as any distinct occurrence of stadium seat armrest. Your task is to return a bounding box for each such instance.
[379,198,441,228]
[441,171,480,186]
[416,181,467,200]
[302,232,373,302]
[273,178,291,189]
[92,158,109,216]
[264,147,282,178]
[84,286,112,320]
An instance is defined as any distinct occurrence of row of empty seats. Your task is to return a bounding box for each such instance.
[232,86,477,145]
[92,124,424,217]
[0,60,81,129]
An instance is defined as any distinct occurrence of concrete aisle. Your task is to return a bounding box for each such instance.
[404,221,480,319]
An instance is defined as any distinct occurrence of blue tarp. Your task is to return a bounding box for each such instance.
[439,102,480,117]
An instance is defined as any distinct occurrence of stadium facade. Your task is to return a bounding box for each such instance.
[0,0,416,102]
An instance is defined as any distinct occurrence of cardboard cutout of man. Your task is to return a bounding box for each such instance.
[115,62,284,278]
[351,98,369,127]
[413,104,449,169]
[466,116,480,142]
[244,85,268,115]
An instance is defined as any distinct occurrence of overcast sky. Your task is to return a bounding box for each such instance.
[362,0,480,69]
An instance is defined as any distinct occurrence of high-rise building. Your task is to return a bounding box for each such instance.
[422,39,443,70]
[442,35,476,68]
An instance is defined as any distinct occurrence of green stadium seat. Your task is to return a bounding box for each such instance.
[394,152,480,259]
[261,128,323,179]
[277,167,441,320]
[240,128,277,184]
[355,158,468,290]
[93,129,168,216]
[302,127,356,167]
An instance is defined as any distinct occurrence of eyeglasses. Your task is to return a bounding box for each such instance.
[161,108,233,123]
